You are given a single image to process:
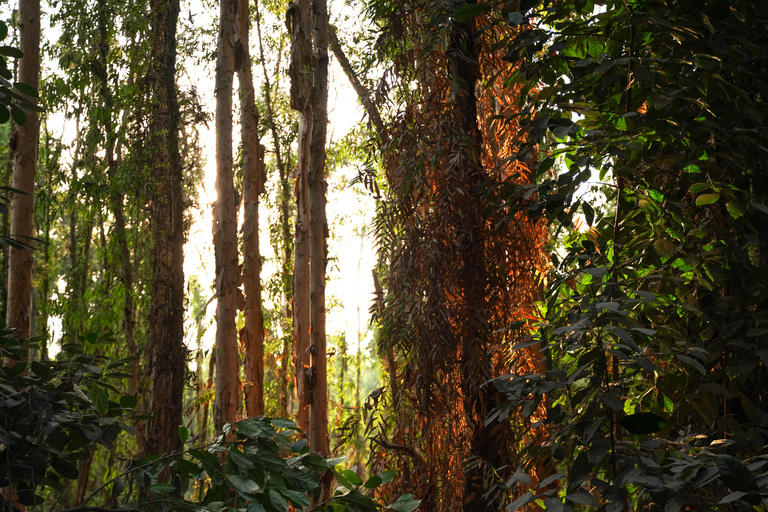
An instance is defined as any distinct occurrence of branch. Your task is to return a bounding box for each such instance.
[327,24,387,144]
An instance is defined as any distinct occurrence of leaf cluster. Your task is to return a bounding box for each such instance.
[482,0,768,510]
[0,331,136,509]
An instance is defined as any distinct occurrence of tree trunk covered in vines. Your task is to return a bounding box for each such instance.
[6,0,40,344]
[213,0,241,432]
[144,0,185,458]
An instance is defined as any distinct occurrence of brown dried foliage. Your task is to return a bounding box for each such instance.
[371,5,547,510]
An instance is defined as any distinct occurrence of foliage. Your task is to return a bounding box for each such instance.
[0,331,136,509]
[0,331,418,512]
[480,0,768,510]
[0,19,42,126]
[123,417,419,512]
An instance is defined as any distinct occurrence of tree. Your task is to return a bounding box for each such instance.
[213,0,241,432]
[360,1,547,509]
[237,0,266,418]
[6,0,40,343]
[288,0,313,435]
[144,0,185,457]
[307,0,330,462]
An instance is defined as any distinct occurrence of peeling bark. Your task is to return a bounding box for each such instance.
[6,0,40,343]
[213,0,241,432]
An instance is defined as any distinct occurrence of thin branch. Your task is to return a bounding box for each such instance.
[327,24,387,143]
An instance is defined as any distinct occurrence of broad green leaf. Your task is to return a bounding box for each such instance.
[150,482,176,495]
[506,491,535,512]
[620,412,667,435]
[363,475,382,488]
[726,202,745,218]
[676,354,706,374]
[120,395,137,409]
[342,469,363,486]
[227,448,253,470]
[654,239,676,258]
[716,455,758,493]
[111,475,124,497]
[227,474,260,494]
[749,201,768,216]
[291,438,307,453]
[10,104,25,125]
[90,385,109,415]
[13,82,37,98]
[178,425,189,443]
[696,192,720,205]
[379,470,397,484]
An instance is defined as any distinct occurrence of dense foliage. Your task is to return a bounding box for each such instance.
[479,0,768,509]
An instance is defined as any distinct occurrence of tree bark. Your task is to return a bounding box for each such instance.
[6,0,40,343]
[255,2,293,418]
[144,0,185,458]
[237,0,266,418]
[308,0,329,460]
[288,0,313,435]
[213,0,241,432]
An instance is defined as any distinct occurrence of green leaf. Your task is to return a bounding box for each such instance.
[228,448,254,470]
[619,412,667,435]
[716,455,758,493]
[90,385,109,415]
[0,46,23,58]
[10,104,25,125]
[654,239,676,258]
[379,470,397,484]
[119,395,137,409]
[0,106,9,124]
[291,438,307,453]
[342,469,363,486]
[696,192,720,205]
[150,482,176,495]
[178,425,189,443]
[453,3,491,23]
[13,82,37,98]
[111,476,124,497]
[363,475,382,489]
[676,354,706,374]
[505,491,535,512]
[749,202,768,216]
[227,474,260,494]
[726,202,745,218]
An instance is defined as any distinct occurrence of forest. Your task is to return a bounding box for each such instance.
[0,0,767,510]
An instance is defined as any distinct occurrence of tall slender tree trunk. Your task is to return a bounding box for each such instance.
[144,0,185,458]
[255,4,293,418]
[6,0,40,343]
[237,0,266,418]
[213,0,241,432]
[308,0,329,460]
[288,0,313,435]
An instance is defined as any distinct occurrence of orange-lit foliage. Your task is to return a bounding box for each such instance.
[371,3,547,510]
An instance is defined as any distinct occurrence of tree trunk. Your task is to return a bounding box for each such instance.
[288,0,313,435]
[6,0,40,343]
[144,0,185,458]
[308,0,329,460]
[213,0,241,432]
[237,0,266,418]
[255,1,293,419]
